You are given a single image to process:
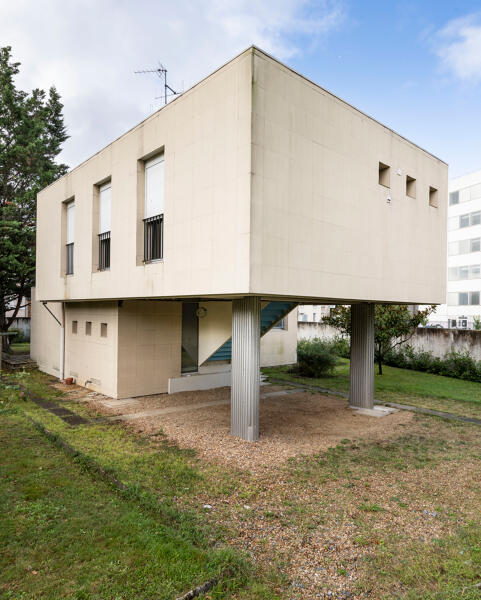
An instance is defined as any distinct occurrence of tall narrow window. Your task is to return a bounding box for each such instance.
[98,181,111,270]
[66,201,75,275]
[429,186,438,208]
[144,154,164,262]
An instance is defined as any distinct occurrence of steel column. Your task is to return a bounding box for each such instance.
[231,296,260,441]
[350,302,375,409]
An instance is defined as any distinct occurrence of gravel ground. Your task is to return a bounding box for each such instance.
[77,384,413,470]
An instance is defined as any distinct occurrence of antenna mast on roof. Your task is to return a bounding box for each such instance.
[134,62,179,105]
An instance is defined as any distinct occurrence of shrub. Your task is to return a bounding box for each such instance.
[7,328,25,343]
[330,336,350,359]
[295,338,339,378]
[384,346,481,383]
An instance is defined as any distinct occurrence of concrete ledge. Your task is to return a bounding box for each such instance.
[168,371,231,394]
[350,405,398,418]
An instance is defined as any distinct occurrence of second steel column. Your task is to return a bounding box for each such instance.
[231,296,260,441]
[350,302,375,409]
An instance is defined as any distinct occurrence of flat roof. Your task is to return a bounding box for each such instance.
[41,45,447,194]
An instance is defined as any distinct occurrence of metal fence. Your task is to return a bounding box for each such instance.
[143,214,163,262]
[66,243,74,275]
[98,231,111,270]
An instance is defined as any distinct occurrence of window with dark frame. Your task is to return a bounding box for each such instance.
[66,200,75,275]
[98,181,111,270]
[66,243,74,275]
[144,214,163,261]
[273,318,287,330]
[143,153,164,262]
[98,232,111,270]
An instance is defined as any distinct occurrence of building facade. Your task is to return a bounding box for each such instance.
[298,305,332,323]
[31,46,448,441]
[428,169,481,329]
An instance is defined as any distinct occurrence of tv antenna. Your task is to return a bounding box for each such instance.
[134,62,179,105]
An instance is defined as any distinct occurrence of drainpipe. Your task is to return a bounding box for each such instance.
[59,302,65,380]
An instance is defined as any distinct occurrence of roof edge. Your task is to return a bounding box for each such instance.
[250,45,447,166]
[41,43,447,197]
[39,46,257,196]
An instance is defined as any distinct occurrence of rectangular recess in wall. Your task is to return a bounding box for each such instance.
[406,175,416,199]
[378,162,390,188]
[429,186,438,208]
[86,321,92,336]
[100,323,108,338]
[72,320,78,334]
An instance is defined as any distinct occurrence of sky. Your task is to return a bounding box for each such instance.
[1,0,481,178]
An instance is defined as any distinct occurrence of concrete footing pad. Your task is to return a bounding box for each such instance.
[350,405,398,418]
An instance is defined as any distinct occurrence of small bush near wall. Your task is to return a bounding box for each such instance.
[330,336,350,359]
[295,338,340,377]
[385,346,481,383]
[7,328,25,343]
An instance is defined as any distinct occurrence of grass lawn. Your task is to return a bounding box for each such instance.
[263,358,481,418]
[0,374,279,600]
[0,412,241,599]
[2,369,481,599]
[8,342,30,354]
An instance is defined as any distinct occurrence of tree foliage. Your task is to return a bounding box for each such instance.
[323,304,435,374]
[0,46,68,349]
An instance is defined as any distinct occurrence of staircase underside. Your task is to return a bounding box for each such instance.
[207,301,297,363]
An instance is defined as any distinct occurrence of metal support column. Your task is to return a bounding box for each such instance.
[231,296,260,441]
[350,302,374,409]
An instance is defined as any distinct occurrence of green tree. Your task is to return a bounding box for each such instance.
[323,304,435,375]
[0,46,68,351]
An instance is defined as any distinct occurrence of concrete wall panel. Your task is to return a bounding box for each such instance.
[117,300,182,398]
[64,302,119,397]
[30,288,62,377]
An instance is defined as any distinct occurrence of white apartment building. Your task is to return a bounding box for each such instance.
[429,169,481,329]
[298,305,332,323]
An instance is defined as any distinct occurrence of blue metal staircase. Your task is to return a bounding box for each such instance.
[207,301,297,362]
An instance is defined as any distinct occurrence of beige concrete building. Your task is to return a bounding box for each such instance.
[32,46,447,441]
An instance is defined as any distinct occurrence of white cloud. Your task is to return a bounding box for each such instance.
[0,0,345,167]
[435,13,481,83]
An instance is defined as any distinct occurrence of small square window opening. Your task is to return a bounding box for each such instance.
[378,162,390,188]
[406,175,416,199]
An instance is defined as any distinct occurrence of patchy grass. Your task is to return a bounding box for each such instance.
[3,370,481,600]
[8,342,30,354]
[0,411,247,599]
[0,376,281,599]
[263,359,481,417]
[286,432,476,486]
[361,525,481,599]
